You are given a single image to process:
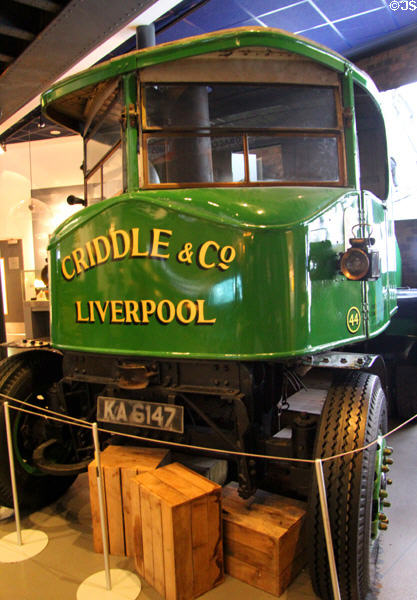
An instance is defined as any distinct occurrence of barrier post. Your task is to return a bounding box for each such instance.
[4,402,22,546]
[92,422,112,591]
[314,458,341,600]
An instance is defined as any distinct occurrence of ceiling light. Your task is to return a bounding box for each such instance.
[50,130,61,135]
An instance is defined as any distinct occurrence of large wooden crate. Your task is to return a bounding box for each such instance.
[222,482,306,596]
[88,445,170,556]
[131,462,224,600]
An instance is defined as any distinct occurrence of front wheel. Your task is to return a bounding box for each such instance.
[0,350,77,510]
[308,371,390,600]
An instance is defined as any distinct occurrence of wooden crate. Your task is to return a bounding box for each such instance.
[88,445,170,556]
[131,462,224,600]
[222,482,306,596]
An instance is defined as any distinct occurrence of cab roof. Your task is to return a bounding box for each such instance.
[41,26,376,133]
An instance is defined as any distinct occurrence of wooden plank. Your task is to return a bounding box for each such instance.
[140,487,155,588]
[170,503,194,600]
[130,477,144,575]
[121,466,139,557]
[87,460,105,553]
[136,470,189,506]
[277,551,307,596]
[101,445,170,469]
[225,554,278,596]
[206,491,224,589]
[223,535,275,572]
[191,497,209,597]
[163,462,219,493]
[150,494,165,598]
[223,519,277,556]
[161,502,177,600]
[104,465,125,556]
[153,463,215,499]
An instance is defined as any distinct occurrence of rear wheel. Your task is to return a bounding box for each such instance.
[308,371,389,600]
[0,350,77,510]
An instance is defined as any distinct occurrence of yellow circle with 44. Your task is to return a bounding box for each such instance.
[347,306,361,334]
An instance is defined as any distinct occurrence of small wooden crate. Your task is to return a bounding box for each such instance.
[222,482,306,596]
[131,462,224,600]
[88,445,170,556]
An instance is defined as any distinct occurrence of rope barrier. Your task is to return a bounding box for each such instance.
[2,391,416,465]
[3,392,412,600]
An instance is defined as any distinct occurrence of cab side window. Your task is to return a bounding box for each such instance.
[354,85,389,200]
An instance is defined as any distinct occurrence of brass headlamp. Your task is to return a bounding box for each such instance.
[340,227,380,281]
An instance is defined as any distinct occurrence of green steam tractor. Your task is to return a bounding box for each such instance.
[0,26,409,600]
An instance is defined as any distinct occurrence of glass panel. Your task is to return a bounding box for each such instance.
[247,136,339,182]
[103,147,123,199]
[144,84,337,130]
[85,89,122,172]
[146,135,244,184]
[86,169,102,202]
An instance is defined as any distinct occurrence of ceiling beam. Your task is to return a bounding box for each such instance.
[12,0,61,13]
[0,17,35,41]
[0,0,160,127]
[0,53,14,64]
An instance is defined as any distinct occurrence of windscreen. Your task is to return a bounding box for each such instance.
[142,83,343,186]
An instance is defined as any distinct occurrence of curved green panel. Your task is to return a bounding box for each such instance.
[48,187,380,360]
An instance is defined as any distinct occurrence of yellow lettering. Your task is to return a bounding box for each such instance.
[92,236,111,265]
[197,241,219,269]
[88,300,95,322]
[141,300,156,324]
[150,229,172,259]
[94,300,110,323]
[72,247,89,275]
[156,299,175,324]
[75,300,89,322]
[218,245,236,271]
[62,256,75,280]
[176,299,197,324]
[125,300,140,323]
[196,299,216,324]
[85,241,96,267]
[131,228,149,257]
[110,300,125,323]
[110,229,130,260]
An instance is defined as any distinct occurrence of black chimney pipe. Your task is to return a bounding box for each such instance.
[136,24,156,49]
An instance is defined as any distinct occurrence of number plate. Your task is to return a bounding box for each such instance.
[97,396,184,433]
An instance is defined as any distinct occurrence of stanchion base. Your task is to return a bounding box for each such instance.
[77,569,141,600]
[0,529,48,562]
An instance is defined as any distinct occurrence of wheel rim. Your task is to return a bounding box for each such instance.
[371,434,389,540]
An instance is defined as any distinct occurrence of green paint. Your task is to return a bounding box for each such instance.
[48,186,396,359]
[43,27,397,361]
[123,72,139,192]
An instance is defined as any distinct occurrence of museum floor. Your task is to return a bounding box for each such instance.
[0,418,416,600]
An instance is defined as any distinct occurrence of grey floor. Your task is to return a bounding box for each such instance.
[0,419,415,600]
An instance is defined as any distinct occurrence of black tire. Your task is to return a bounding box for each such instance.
[0,350,76,510]
[308,370,388,600]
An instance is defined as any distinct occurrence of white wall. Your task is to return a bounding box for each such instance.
[0,136,83,271]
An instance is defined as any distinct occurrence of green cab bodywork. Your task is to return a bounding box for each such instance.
[44,27,398,361]
[48,186,397,359]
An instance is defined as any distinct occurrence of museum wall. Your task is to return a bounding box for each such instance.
[0,136,83,273]
[356,38,417,91]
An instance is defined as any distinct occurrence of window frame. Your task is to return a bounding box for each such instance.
[83,82,125,202]
[139,81,347,189]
